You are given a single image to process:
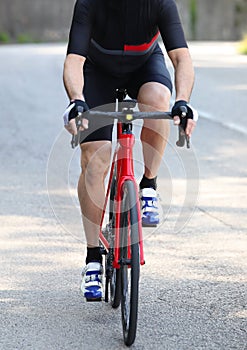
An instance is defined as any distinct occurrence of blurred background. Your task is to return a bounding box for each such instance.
[0,0,247,43]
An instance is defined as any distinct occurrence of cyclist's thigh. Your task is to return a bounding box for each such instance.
[127,44,173,99]
[82,62,126,143]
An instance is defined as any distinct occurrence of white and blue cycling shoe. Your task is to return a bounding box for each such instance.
[80,262,103,301]
[140,188,160,227]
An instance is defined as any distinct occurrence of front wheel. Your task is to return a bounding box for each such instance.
[119,180,140,347]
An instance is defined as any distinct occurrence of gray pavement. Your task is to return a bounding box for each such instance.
[0,42,247,350]
[163,41,247,135]
[190,41,247,135]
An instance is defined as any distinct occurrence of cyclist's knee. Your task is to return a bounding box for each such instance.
[138,82,171,110]
[80,141,111,183]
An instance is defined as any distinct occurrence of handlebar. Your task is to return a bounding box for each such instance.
[71,104,190,149]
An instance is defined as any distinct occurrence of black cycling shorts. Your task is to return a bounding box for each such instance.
[81,44,172,144]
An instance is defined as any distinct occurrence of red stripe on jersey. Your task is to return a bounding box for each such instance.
[124,32,160,52]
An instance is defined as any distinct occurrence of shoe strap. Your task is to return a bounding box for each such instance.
[142,197,158,212]
[85,274,102,283]
[84,281,102,289]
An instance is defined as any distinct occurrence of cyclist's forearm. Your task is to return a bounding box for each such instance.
[169,48,194,102]
[63,54,86,101]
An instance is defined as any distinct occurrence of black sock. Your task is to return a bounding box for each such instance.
[86,247,102,264]
[139,175,157,190]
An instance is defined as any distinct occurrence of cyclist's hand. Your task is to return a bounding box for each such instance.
[172,100,198,137]
[63,99,89,135]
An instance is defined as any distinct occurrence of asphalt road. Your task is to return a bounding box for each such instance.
[0,42,246,350]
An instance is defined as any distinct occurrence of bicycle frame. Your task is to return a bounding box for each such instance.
[99,121,145,268]
[72,101,189,270]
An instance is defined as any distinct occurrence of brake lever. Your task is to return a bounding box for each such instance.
[176,106,190,149]
[71,134,79,149]
[186,135,190,148]
[71,106,84,149]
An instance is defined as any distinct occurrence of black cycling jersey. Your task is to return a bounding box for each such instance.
[67,0,187,76]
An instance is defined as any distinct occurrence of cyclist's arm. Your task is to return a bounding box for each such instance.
[63,53,86,101]
[63,54,88,134]
[157,0,196,136]
[158,0,194,101]
[168,48,194,103]
[63,0,92,100]
[168,48,196,137]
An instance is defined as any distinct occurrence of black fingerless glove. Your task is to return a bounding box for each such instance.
[68,99,89,121]
[172,100,195,132]
[171,100,193,120]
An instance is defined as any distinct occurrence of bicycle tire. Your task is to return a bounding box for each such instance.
[120,180,140,347]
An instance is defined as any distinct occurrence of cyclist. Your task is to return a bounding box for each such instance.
[63,0,197,301]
